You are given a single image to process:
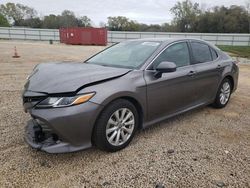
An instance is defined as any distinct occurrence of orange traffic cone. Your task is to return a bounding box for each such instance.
[12,46,20,58]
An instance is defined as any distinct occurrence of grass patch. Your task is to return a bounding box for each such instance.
[217,45,250,58]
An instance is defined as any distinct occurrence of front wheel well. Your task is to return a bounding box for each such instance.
[119,96,143,130]
[224,75,234,91]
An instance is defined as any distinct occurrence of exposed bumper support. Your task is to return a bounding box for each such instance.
[24,120,90,153]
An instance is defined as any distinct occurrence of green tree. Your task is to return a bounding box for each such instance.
[107,16,131,31]
[161,23,177,32]
[225,6,249,33]
[144,24,162,32]
[0,2,37,25]
[196,5,249,33]
[246,0,250,33]
[58,10,78,28]
[137,23,148,31]
[42,14,60,29]
[127,20,140,31]
[170,0,201,32]
[77,16,92,27]
[0,13,9,26]
[19,17,42,28]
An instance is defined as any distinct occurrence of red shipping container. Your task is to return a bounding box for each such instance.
[59,27,107,46]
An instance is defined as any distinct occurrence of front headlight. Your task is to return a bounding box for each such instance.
[36,92,95,108]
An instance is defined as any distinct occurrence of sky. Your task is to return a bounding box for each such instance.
[0,0,248,26]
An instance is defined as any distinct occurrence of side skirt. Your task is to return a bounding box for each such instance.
[142,101,212,129]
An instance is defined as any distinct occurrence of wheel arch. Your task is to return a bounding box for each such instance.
[91,96,144,144]
[224,75,234,91]
[119,96,144,130]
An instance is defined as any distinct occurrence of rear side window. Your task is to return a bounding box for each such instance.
[152,42,190,69]
[191,42,212,63]
[210,48,218,60]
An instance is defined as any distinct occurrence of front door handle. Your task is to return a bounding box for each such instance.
[187,70,196,76]
[217,65,222,69]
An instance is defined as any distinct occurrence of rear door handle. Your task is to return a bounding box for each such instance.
[187,70,196,76]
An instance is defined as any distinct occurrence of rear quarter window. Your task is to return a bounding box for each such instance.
[210,47,218,60]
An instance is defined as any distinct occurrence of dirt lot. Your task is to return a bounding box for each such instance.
[0,41,249,188]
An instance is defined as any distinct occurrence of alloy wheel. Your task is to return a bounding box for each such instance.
[219,82,231,105]
[106,108,135,146]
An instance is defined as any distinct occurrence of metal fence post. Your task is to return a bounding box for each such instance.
[216,35,219,45]
[8,28,11,39]
[111,31,113,43]
[54,30,56,41]
[24,28,26,40]
[39,30,41,40]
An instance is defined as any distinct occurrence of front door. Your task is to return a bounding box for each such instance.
[144,42,197,123]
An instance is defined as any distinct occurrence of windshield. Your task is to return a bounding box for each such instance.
[86,41,161,69]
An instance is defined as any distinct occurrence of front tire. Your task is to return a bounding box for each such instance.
[213,78,232,108]
[93,99,139,152]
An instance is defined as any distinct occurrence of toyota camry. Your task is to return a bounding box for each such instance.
[23,38,239,153]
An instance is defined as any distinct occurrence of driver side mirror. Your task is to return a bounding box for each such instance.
[154,61,177,78]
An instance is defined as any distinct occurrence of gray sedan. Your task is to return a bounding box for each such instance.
[23,38,239,153]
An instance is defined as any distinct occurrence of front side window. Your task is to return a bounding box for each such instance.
[87,41,161,69]
[191,42,213,63]
[151,42,190,69]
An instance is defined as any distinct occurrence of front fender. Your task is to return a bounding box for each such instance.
[77,71,147,120]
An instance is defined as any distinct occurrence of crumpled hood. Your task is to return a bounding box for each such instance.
[24,62,131,94]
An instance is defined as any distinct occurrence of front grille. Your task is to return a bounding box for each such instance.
[23,96,46,104]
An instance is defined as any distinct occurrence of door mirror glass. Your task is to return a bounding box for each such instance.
[154,61,177,78]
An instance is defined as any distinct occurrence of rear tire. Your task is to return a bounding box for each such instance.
[212,78,232,108]
[93,99,139,152]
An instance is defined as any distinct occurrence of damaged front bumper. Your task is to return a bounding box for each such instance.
[24,119,88,153]
[23,98,104,153]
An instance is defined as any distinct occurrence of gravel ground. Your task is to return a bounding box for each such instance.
[0,40,249,188]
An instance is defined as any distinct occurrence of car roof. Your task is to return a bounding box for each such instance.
[128,37,207,42]
[126,37,176,43]
[125,37,219,50]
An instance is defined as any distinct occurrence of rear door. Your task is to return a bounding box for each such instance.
[189,41,222,103]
